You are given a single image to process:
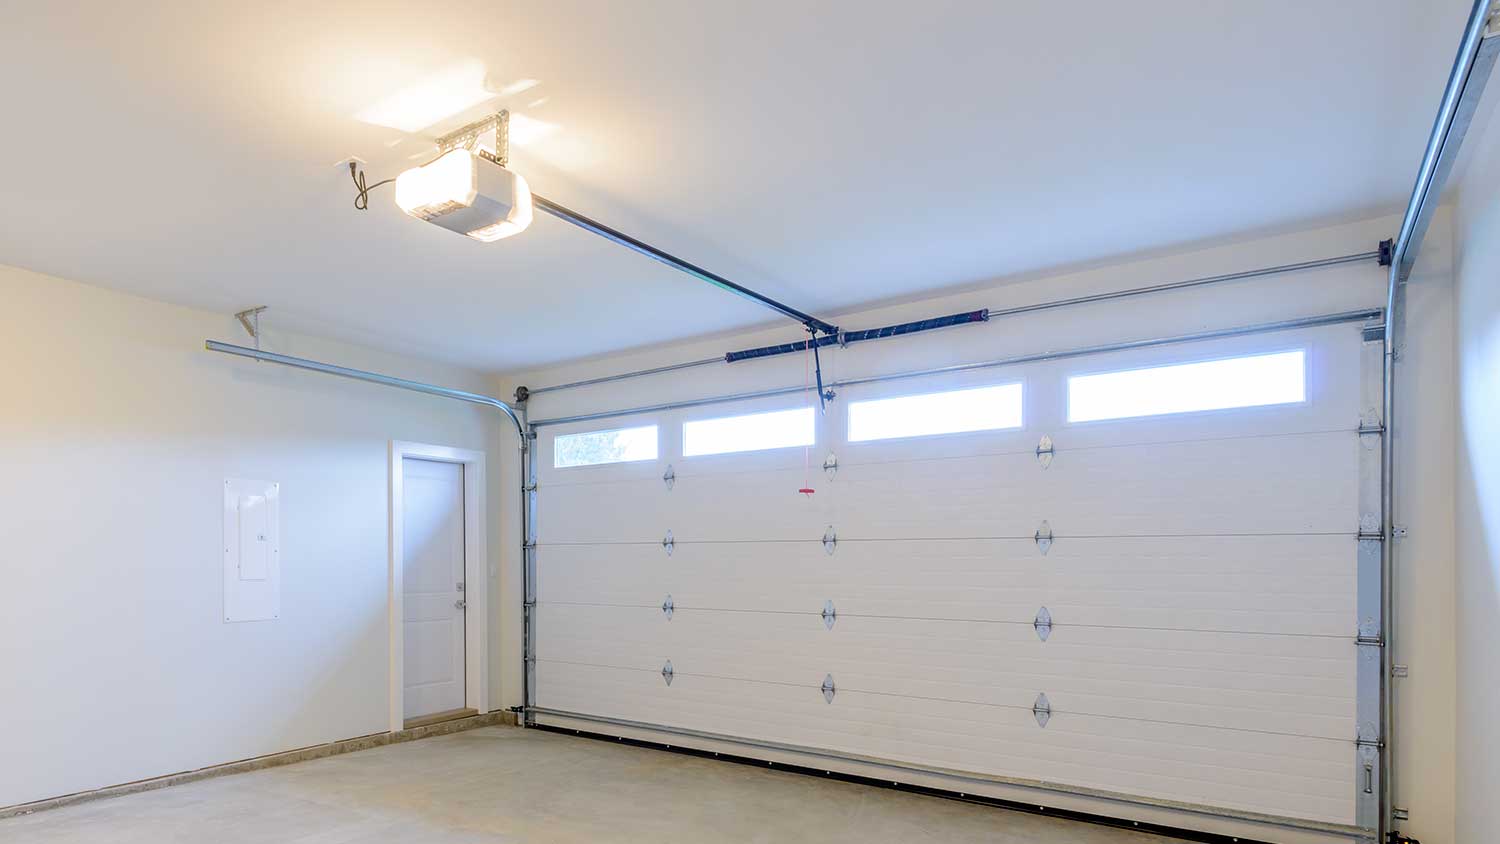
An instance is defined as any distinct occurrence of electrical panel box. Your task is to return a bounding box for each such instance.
[223,478,280,622]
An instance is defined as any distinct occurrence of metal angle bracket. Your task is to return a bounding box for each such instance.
[823,452,839,480]
[436,109,511,166]
[1036,434,1055,468]
[662,594,674,620]
[823,525,838,555]
[821,599,837,630]
[663,464,676,491]
[1032,692,1052,728]
[235,306,268,350]
[821,673,836,704]
[662,530,675,556]
[661,660,674,686]
[1033,606,1053,641]
[1034,520,1054,555]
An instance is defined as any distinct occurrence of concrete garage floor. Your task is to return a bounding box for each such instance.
[2,727,1182,844]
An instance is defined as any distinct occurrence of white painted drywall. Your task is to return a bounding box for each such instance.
[0,265,514,808]
[494,212,1459,843]
[1450,88,1500,844]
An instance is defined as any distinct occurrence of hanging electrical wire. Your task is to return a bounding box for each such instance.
[349,162,395,211]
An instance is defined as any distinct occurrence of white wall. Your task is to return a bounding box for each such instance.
[494,212,1459,843]
[0,264,515,808]
[1450,89,1500,844]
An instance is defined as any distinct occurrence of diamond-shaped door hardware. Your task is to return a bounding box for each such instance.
[1033,607,1052,641]
[821,600,837,630]
[661,660,674,686]
[1036,435,1055,469]
[662,594,674,620]
[1034,521,1054,555]
[823,453,839,480]
[663,465,676,490]
[1032,692,1051,728]
[823,526,838,555]
[662,530,675,556]
[821,674,836,704]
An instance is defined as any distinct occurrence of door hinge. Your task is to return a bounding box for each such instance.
[1032,692,1052,728]
[1033,606,1053,641]
[1035,435,1054,468]
[1034,520,1054,555]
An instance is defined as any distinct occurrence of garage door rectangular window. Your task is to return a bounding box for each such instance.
[683,407,814,457]
[553,424,659,468]
[848,382,1023,442]
[1067,349,1306,423]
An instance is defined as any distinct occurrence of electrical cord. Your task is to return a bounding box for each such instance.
[349,162,394,211]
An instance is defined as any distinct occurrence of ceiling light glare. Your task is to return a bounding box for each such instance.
[394,149,533,242]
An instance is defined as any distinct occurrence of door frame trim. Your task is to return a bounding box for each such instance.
[389,441,489,733]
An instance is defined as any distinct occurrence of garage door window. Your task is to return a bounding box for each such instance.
[683,407,815,456]
[553,424,659,468]
[1067,349,1306,423]
[848,383,1023,442]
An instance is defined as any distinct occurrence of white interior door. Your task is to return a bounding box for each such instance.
[402,457,466,720]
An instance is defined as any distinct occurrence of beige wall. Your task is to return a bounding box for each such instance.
[1450,87,1500,844]
[0,264,514,808]
[494,212,1459,843]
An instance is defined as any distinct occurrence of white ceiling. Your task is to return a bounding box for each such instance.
[0,1,1476,371]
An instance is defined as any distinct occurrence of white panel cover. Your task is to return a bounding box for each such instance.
[533,324,1368,832]
[223,477,280,622]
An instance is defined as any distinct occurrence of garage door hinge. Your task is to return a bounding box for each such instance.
[823,452,838,480]
[822,599,837,630]
[1032,692,1052,728]
[1357,514,1384,542]
[1033,607,1052,641]
[1036,435,1054,468]
[522,541,537,550]
[662,530,675,556]
[662,465,675,491]
[823,526,838,555]
[821,673,836,703]
[1034,521,1054,555]
[662,594,674,619]
[661,660,674,686]
[522,481,537,493]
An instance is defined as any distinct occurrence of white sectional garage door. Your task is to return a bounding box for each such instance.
[532,321,1376,840]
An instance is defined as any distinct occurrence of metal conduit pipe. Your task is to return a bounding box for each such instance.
[1380,2,1500,839]
[520,250,1382,399]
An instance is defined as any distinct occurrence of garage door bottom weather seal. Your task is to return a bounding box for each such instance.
[525,707,1367,844]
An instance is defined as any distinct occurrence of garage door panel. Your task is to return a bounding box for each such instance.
[540,470,832,543]
[538,604,1353,736]
[539,478,670,543]
[536,661,1351,823]
[539,539,1356,636]
[826,432,1357,538]
[540,604,1352,697]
